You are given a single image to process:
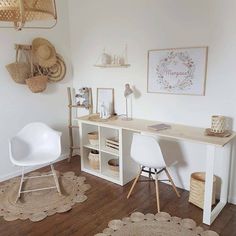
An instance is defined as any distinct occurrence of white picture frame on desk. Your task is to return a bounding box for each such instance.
[96,88,114,115]
[147,47,208,96]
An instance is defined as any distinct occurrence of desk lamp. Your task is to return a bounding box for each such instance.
[123,83,133,121]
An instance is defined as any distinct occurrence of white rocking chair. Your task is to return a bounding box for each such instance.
[9,122,62,202]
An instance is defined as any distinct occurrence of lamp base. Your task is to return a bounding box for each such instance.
[121,117,133,121]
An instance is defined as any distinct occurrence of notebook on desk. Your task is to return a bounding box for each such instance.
[148,123,171,131]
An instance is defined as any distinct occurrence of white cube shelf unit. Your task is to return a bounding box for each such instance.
[79,120,139,186]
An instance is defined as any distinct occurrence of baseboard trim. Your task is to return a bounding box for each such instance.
[228,196,236,205]
[0,153,69,183]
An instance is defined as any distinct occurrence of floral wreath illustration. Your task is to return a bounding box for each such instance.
[156,51,196,91]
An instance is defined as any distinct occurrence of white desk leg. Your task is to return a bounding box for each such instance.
[203,143,232,225]
[218,142,232,203]
[203,145,215,225]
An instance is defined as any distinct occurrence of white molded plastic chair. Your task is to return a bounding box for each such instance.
[127,133,180,212]
[9,122,62,202]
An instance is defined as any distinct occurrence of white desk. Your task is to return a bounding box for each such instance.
[77,115,236,225]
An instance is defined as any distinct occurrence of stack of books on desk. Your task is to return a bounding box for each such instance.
[148,123,171,131]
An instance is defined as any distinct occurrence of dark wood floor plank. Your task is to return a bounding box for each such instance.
[0,156,235,236]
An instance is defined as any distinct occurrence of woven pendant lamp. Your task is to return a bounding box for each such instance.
[0,0,57,30]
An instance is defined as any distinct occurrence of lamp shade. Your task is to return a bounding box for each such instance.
[0,0,57,30]
[124,83,133,98]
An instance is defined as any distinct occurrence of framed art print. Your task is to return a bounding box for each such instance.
[96,88,114,115]
[147,47,208,95]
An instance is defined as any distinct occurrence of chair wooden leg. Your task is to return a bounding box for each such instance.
[127,167,142,199]
[154,170,160,213]
[164,168,180,198]
[15,167,24,203]
[148,168,152,179]
[51,164,62,195]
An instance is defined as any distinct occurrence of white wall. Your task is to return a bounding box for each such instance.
[0,0,72,181]
[69,0,236,204]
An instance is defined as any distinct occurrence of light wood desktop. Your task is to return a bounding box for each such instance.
[77,115,236,226]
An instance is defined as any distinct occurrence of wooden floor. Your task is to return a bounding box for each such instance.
[0,156,236,236]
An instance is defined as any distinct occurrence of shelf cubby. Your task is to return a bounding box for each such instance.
[81,147,101,174]
[100,126,120,156]
[81,123,99,148]
[101,152,120,182]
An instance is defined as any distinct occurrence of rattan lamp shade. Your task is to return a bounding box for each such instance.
[0,0,57,30]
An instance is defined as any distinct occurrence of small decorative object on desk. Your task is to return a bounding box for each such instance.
[100,102,111,119]
[88,150,99,170]
[106,137,119,151]
[205,129,231,138]
[108,159,119,172]
[205,115,231,137]
[88,132,99,146]
[88,113,118,122]
[211,115,225,133]
[148,123,171,131]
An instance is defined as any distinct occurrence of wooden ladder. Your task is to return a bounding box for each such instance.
[67,87,93,162]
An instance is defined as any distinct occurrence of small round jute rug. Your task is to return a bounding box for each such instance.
[95,212,219,236]
[0,171,91,222]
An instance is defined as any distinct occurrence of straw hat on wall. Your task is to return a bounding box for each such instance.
[48,54,66,82]
[32,38,57,68]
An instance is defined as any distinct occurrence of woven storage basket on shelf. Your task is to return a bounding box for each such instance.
[189,172,216,209]
[88,150,99,170]
[6,47,30,84]
[88,132,99,146]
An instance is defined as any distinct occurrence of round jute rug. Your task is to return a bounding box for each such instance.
[95,212,219,236]
[0,171,91,222]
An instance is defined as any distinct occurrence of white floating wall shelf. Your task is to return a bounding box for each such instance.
[94,64,130,68]
[95,45,130,68]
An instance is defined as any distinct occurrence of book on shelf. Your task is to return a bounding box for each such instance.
[148,123,171,131]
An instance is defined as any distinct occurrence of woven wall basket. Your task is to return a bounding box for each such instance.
[6,48,30,84]
[189,172,216,209]
[6,62,30,84]
[26,75,48,93]
[0,0,57,29]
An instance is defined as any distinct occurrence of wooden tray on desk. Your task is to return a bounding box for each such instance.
[88,114,118,122]
[205,128,232,138]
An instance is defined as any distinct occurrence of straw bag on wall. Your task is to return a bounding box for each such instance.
[6,47,31,84]
[25,51,48,93]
